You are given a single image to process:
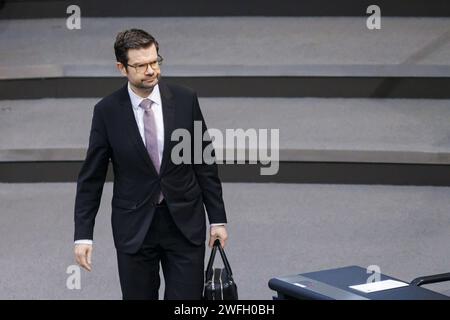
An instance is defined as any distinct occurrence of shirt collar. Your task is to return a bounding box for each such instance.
[127,82,162,110]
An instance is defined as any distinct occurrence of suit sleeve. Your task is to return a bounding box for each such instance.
[191,93,227,224]
[74,103,111,241]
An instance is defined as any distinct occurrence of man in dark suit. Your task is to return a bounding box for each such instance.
[74,29,228,300]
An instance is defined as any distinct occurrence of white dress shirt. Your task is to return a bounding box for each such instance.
[128,82,165,163]
[75,82,223,246]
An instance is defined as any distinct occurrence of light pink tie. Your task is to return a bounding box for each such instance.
[139,99,164,203]
[139,98,160,173]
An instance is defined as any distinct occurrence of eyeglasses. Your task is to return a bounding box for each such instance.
[127,55,164,73]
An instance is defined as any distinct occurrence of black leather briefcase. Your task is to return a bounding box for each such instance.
[203,239,238,300]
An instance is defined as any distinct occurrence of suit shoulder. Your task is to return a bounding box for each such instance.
[165,82,197,98]
[93,86,126,111]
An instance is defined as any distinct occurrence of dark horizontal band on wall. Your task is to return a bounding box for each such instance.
[2,148,449,165]
[1,161,449,186]
[1,76,450,99]
[1,0,449,18]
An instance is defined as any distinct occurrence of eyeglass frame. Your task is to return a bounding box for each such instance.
[126,55,164,73]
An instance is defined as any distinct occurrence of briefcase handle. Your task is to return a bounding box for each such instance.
[205,239,234,279]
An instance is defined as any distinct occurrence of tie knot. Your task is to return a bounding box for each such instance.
[139,98,153,111]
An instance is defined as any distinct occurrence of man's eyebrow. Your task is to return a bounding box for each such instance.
[129,58,158,65]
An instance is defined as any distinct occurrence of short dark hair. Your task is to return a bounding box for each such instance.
[114,29,159,67]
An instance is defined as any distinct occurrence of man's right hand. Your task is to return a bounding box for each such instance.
[74,244,93,271]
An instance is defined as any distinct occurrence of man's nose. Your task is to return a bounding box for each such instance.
[145,64,154,75]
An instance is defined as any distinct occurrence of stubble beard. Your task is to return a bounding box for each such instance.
[131,74,161,94]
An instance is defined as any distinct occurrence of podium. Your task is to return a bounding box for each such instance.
[269,265,450,300]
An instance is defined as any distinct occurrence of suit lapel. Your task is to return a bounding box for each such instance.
[118,84,159,176]
[159,80,175,175]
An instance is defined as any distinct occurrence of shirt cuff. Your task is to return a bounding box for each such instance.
[74,239,93,245]
[210,223,226,227]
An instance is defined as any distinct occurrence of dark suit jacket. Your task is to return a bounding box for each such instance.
[74,81,227,254]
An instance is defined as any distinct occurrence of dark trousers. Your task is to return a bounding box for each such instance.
[116,202,205,300]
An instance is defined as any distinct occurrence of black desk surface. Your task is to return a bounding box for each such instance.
[269,265,450,300]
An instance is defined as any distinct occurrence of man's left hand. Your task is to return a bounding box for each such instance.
[209,225,228,248]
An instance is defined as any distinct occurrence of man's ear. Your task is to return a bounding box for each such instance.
[116,62,128,77]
